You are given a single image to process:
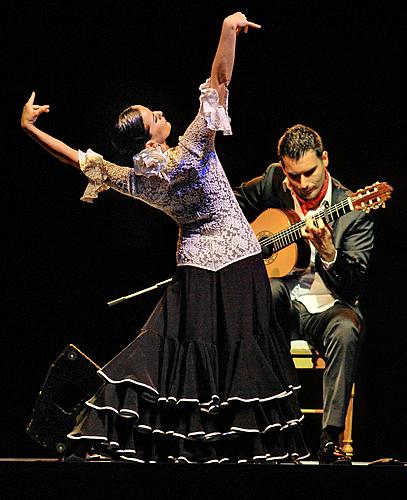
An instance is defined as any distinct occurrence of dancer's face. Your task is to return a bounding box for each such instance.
[138,106,171,145]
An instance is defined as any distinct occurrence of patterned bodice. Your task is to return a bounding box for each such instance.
[78,81,260,271]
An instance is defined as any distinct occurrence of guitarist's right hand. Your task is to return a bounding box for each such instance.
[302,217,336,263]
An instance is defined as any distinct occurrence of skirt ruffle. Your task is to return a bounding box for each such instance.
[68,255,309,462]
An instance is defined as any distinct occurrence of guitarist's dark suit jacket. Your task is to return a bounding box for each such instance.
[234,163,375,319]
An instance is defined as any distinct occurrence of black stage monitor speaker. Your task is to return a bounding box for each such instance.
[26,344,102,456]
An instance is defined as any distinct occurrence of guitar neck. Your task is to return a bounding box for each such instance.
[269,198,353,252]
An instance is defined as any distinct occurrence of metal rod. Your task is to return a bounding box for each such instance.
[107,278,172,307]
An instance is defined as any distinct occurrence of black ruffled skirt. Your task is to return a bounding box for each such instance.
[68,254,309,462]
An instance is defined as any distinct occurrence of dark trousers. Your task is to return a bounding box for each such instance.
[270,278,363,432]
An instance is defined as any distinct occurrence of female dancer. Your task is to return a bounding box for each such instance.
[21,12,308,463]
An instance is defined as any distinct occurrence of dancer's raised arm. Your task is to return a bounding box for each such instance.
[210,12,261,106]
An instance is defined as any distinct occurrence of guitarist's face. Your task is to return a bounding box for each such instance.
[282,150,329,201]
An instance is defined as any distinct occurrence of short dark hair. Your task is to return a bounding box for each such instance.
[110,105,150,157]
[277,124,324,162]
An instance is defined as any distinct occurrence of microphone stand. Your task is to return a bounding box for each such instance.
[107,278,172,307]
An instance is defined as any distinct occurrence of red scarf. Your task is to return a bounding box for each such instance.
[295,169,329,215]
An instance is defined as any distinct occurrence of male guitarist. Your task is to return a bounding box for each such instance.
[234,124,375,465]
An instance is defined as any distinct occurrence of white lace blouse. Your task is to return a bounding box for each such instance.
[78,80,261,272]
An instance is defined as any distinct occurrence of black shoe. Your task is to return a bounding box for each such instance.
[64,453,86,462]
[318,442,352,465]
[63,442,88,462]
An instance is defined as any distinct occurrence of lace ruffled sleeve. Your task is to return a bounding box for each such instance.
[133,146,170,182]
[199,78,232,135]
[78,149,111,203]
[79,149,132,203]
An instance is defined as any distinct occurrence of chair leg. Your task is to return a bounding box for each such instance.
[339,383,355,457]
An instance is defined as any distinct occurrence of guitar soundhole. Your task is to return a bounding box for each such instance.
[257,234,277,265]
[260,241,272,259]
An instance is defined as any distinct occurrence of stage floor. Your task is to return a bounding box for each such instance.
[1,458,405,500]
[0,458,370,465]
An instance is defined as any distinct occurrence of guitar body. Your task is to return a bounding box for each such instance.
[251,208,311,278]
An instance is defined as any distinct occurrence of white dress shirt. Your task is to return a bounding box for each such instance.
[283,174,338,313]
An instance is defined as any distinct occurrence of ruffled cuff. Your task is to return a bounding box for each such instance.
[199,79,232,135]
[79,149,110,203]
[133,146,170,182]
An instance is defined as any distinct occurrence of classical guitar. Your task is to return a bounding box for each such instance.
[250,181,393,278]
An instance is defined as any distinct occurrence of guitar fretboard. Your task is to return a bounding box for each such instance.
[260,198,353,251]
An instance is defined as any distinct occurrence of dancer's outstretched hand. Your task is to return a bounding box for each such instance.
[224,12,261,34]
[21,91,50,128]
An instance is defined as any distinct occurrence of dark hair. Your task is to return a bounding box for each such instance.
[277,124,324,162]
[110,105,151,157]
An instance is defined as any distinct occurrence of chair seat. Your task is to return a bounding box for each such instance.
[290,340,325,369]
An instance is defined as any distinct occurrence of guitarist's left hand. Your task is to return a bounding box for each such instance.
[302,217,336,263]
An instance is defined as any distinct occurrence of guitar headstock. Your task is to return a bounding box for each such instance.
[351,181,394,213]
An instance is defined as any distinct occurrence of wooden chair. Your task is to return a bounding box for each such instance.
[290,340,355,457]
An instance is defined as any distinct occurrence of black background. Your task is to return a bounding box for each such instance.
[4,0,406,461]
